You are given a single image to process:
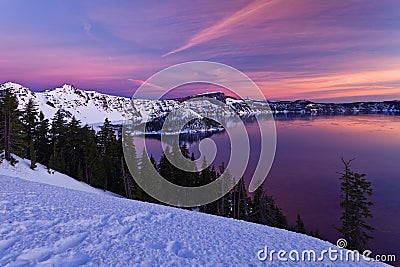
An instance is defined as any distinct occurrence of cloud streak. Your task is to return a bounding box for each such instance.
[252,68,400,101]
[163,0,277,57]
[127,78,164,90]
[1,1,399,101]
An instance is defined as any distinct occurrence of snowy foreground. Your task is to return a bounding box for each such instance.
[0,161,389,266]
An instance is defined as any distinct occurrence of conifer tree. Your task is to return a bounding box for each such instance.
[250,184,288,229]
[189,152,200,186]
[159,146,175,184]
[139,148,158,203]
[207,165,223,216]
[120,137,138,199]
[170,141,187,186]
[232,177,250,220]
[250,184,264,223]
[217,162,234,217]
[49,110,67,172]
[36,112,51,165]
[337,159,374,251]
[80,125,101,185]
[96,118,117,190]
[21,99,39,169]
[181,144,198,187]
[0,90,25,163]
[64,117,82,177]
[271,199,288,229]
[295,214,307,234]
[200,156,211,186]
[199,157,212,213]
[97,118,115,156]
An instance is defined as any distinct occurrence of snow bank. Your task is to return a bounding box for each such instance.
[0,174,388,266]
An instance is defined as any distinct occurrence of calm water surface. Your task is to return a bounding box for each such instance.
[137,115,400,257]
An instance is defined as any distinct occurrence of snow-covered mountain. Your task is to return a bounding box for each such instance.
[0,82,131,124]
[0,82,241,127]
[0,158,388,266]
[1,82,399,127]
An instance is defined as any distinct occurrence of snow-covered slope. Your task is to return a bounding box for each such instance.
[0,154,116,197]
[0,168,387,265]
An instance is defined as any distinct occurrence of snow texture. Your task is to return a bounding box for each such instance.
[0,159,389,266]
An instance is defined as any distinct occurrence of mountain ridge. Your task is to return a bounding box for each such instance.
[1,82,399,126]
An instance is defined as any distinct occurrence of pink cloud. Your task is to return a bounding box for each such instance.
[163,0,279,57]
[252,68,400,101]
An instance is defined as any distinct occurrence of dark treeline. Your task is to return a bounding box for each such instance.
[0,89,318,237]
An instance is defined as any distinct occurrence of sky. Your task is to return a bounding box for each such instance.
[0,0,399,102]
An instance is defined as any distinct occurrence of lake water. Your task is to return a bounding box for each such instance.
[136,115,400,257]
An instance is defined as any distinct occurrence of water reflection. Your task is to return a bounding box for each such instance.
[136,115,400,257]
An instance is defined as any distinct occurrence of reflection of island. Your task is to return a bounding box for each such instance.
[143,132,215,147]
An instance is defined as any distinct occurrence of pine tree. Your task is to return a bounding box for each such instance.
[271,200,288,229]
[337,159,374,251]
[97,118,115,156]
[36,112,51,165]
[0,89,25,163]
[250,184,288,229]
[96,118,117,190]
[182,144,199,187]
[171,141,186,186]
[189,152,200,186]
[80,125,101,185]
[139,148,158,203]
[21,99,39,169]
[200,156,211,186]
[199,157,212,213]
[250,184,264,223]
[232,177,250,220]
[203,161,223,215]
[49,110,67,172]
[295,214,307,234]
[217,162,234,217]
[64,117,82,177]
[159,146,175,184]
[120,137,139,199]
[311,229,320,238]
